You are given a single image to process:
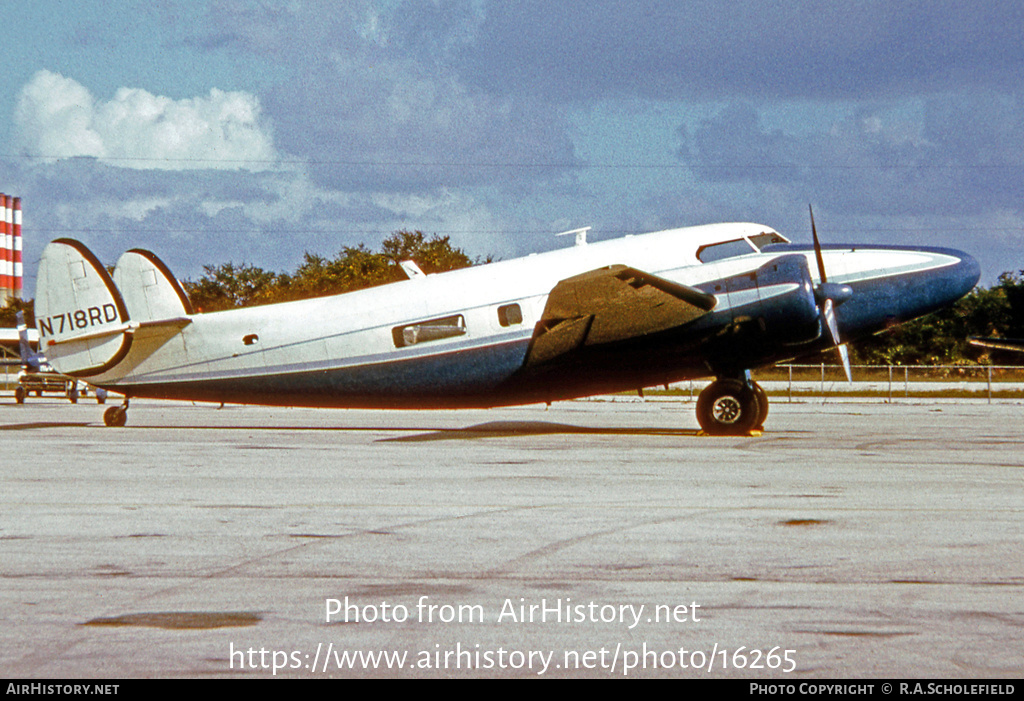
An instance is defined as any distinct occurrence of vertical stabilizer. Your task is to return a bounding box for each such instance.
[34,239,131,377]
[113,249,194,321]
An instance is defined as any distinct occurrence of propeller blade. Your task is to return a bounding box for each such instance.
[822,298,852,383]
[811,206,852,384]
[810,204,827,285]
[837,343,852,384]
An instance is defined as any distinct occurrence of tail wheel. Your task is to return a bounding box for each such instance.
[696,380,762,435]
[103,406,128,427]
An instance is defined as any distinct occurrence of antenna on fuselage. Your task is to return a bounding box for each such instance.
[556,227,590,247]
[399,260,426,279]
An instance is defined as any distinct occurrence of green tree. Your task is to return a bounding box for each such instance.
[276,230,477,302]
[181,230,479,309]
[380,230,475,273]
[996,271,1024,339]
[851,282,1013,366]
[0,297,34,328]
[183,262,283,312]
[283,244,397,300]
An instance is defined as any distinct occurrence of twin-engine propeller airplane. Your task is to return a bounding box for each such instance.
[34,210,979,433]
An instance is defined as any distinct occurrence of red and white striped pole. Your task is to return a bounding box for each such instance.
[12,197,22,299]
[0,194,10,300]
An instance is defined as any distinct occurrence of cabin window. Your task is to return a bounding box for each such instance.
[696,238,757,263]
[497,304,523,327]
[392,315,467,348]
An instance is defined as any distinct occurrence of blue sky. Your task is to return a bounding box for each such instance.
[3,0,1024,292]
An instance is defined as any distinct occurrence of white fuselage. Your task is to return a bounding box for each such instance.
[38,221,979,408]
[98,223,773,389]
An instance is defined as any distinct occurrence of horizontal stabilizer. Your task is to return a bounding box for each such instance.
[114,249,194,320]
[527,265,717,365]
[35,239,131,377]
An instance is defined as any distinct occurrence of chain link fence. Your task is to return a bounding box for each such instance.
[664,365,1024,403]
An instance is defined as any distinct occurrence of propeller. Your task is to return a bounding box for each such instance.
[809,205,853,383]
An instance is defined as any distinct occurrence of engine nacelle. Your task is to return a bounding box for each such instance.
[749,254,821,346]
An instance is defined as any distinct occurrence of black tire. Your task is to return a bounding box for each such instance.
[15,386,26,404]
[103,406,127,427]
[751,381,769,429]
[696,380,761,435]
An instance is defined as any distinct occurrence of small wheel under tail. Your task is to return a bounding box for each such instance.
[103,406,128,427]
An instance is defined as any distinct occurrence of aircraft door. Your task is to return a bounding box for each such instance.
[718,267,762,329]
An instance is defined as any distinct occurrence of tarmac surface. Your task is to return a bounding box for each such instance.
[1,396,1022,679]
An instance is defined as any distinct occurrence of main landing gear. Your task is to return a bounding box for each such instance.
[103,399,129,427]
[695,378,768,436]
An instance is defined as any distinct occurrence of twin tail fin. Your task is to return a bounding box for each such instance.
[34,239,191,378]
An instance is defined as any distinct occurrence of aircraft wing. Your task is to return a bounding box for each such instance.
[526,265,717,366]
[969,336,1024,352]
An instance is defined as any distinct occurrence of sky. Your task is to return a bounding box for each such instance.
[4,0,1024,294]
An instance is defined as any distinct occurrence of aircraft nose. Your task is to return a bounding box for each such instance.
[841,245,981,336]
[896,246,981,322]
[933,247,981,304]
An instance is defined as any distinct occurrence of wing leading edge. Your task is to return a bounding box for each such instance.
[525,265,717,366]
[969,337,1024,353]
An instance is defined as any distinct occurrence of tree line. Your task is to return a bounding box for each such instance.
[849,271,1024,366]
[3,230,1024,366]
[181,230,480,311]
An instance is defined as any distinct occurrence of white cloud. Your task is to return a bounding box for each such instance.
[14,70,279,170]
[13,70,105,158]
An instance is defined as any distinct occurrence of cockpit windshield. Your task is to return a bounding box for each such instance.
[697,231,788,263]
[697,238,757,263]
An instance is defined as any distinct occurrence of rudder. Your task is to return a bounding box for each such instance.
[113,249,194,321]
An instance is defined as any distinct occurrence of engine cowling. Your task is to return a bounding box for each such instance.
[749,254,821,346]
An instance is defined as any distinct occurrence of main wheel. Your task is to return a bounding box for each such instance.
[751,381,769,429]
[696,380,761,435]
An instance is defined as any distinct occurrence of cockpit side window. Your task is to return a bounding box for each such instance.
[748,233,787,250]
[696,238,757,263]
